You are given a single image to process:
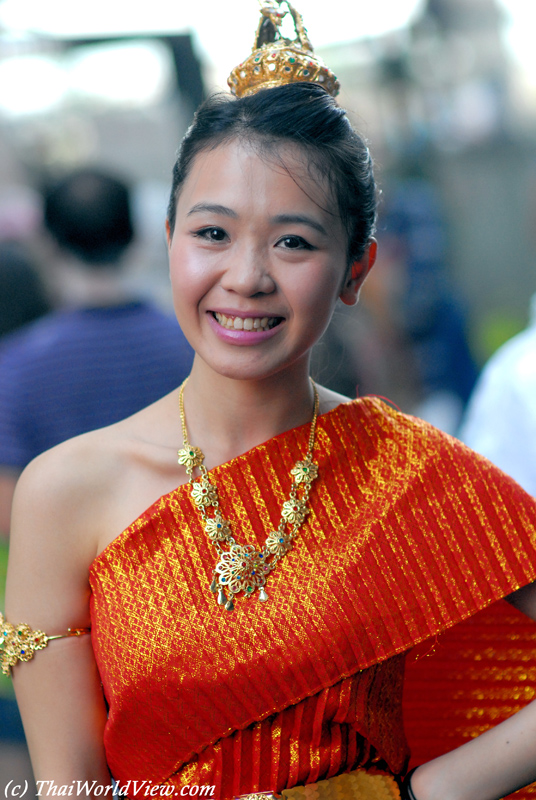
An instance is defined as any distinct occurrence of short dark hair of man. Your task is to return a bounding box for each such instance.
[44,167,134,267]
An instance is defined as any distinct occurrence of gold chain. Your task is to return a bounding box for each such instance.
[178,379,319,611]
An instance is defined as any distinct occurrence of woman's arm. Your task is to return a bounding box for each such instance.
[410,581,536,800]
[11,637,110,789]
[5,445,112,792]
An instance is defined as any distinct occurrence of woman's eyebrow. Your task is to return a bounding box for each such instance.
[271,213,327,236]
[187,202,238,218]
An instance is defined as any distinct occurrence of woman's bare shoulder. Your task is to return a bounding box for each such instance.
[13,421,132,530]
[10,393,183,581]
[7,427,126,607]
[7,397,182,625]
[15,391,179,514]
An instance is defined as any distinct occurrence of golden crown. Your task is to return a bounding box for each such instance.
[227,1,340,99]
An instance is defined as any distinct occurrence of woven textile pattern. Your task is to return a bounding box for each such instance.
[282,769,401,799]
[404,600,536,799]
[89,398,536,797]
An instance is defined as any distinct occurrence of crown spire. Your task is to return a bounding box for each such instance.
[228,1,340,98]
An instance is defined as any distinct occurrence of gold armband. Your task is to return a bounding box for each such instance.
[0,612,90,676]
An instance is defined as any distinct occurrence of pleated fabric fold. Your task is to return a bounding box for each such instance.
[89,398,536,797]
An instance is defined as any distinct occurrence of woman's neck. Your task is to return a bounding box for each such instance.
[180,358,316,468]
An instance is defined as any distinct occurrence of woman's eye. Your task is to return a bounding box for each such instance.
[277,235,314,250]
[195,227,228,242]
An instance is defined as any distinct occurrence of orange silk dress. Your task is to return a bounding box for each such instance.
[89,398,536,797]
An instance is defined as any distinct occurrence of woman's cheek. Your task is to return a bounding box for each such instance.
[170,245,206,302]
[302,264,343,318]
[169,247,196,315]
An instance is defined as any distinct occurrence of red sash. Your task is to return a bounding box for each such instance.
[89,398,536,797]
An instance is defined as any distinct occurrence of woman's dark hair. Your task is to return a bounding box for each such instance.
[167,83,376,264]
[44,168,134,267]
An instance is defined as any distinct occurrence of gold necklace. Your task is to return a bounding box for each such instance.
[178,379,319,611]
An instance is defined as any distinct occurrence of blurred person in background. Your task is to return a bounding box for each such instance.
[0,167,193,538]
[459,291,536,496]
[0,242,50,339]
[382,176,478,431]
[0,240,52,756]
[361,172,478,431]
[312,171,479,433]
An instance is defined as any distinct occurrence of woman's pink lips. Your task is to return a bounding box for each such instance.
[207,311,283,345]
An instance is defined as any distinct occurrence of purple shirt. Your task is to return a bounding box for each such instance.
[0,302,193,468]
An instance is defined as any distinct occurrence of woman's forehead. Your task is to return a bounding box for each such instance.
[177,138,338,224]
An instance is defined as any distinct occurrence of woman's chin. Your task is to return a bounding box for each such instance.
[192,350,309,385]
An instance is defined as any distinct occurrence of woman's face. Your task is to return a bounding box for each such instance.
[167,138,372,383]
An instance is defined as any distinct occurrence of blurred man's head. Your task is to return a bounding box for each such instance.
[44,168,134,267]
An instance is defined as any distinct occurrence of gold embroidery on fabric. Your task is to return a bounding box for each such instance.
[88,398,536,792]
[281,769,401,799]
[233,770,402,798]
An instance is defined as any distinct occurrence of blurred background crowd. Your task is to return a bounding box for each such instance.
[1,0,536,787]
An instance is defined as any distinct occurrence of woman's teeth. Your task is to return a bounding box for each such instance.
[214,312,280,331]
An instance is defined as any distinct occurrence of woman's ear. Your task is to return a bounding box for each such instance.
[339,238,377,306]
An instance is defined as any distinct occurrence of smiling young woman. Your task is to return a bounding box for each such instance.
[167,137,371,391]
[3,3,536,799]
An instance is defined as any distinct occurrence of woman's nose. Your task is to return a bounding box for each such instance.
[220,246,276,296]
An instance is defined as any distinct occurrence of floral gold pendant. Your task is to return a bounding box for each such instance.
[215,544,270,600]
[178,378,319,612]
